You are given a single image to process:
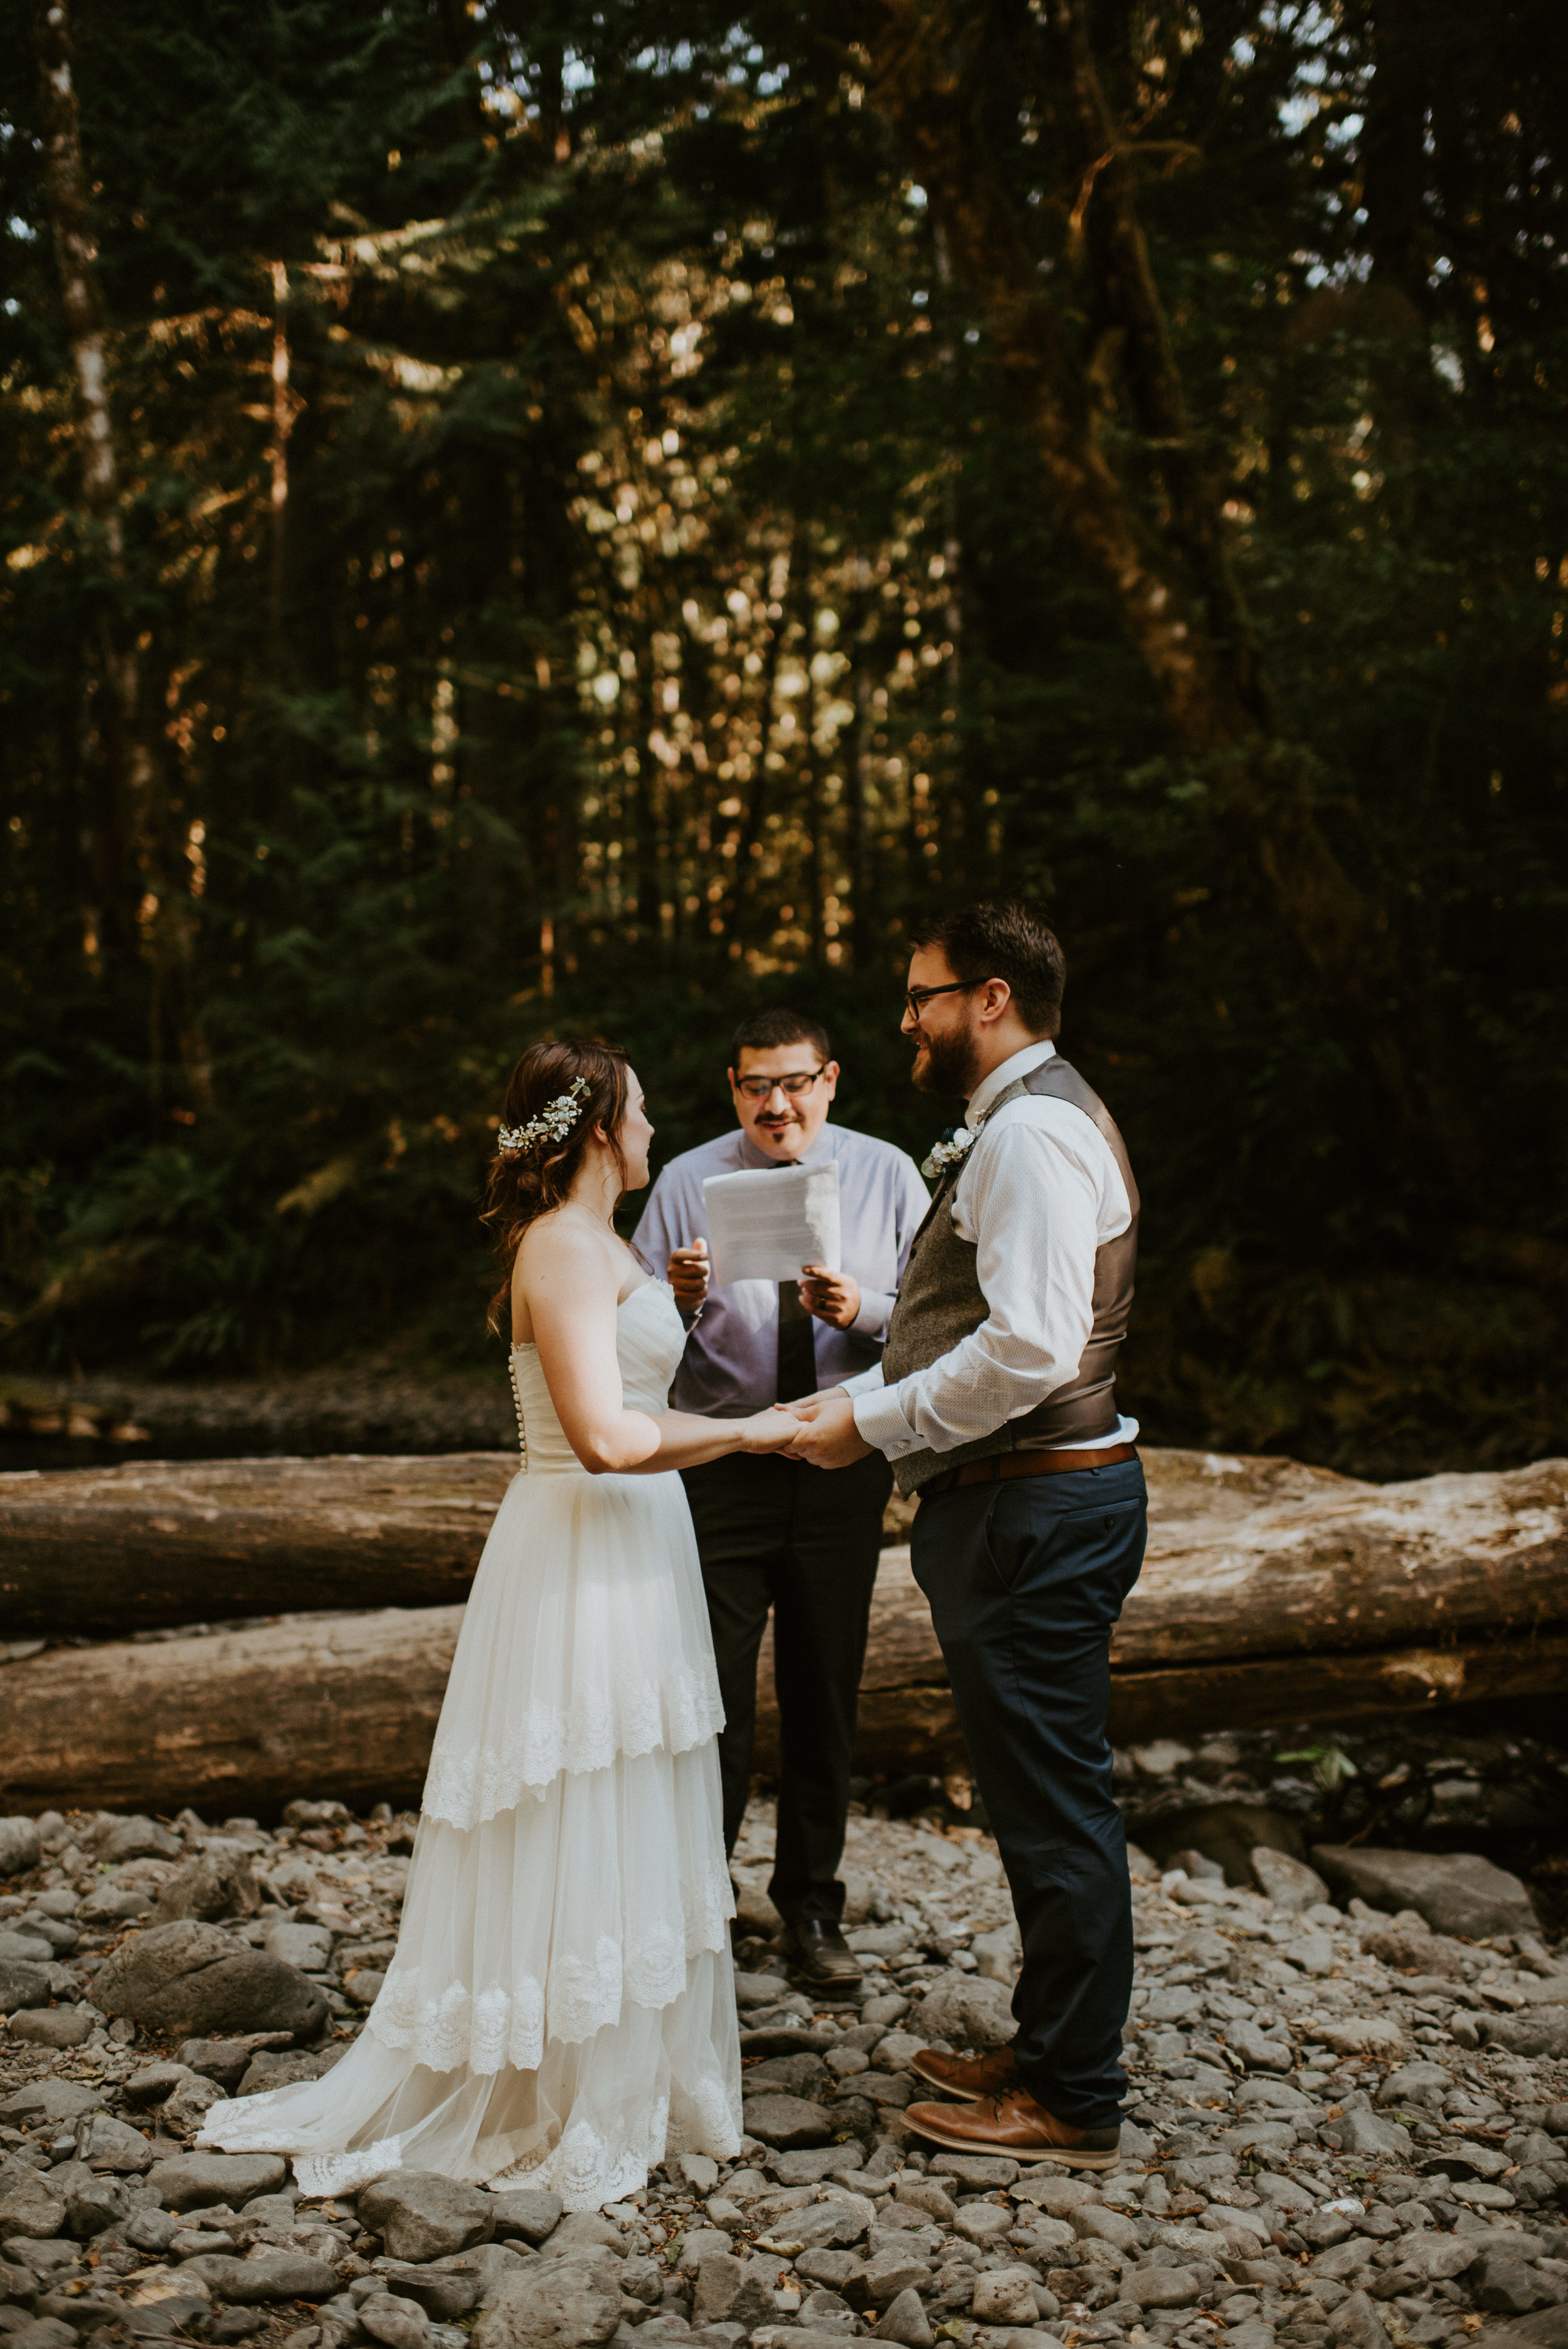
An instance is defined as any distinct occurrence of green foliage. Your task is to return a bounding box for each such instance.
[1,0,1565,1475]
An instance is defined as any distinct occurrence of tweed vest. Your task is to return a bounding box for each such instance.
[880,1055,1139,1496]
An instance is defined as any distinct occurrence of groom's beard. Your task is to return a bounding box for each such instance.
[913,1021,981,1098]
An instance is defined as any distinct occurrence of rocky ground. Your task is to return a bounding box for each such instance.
[2,1795,1567,2349]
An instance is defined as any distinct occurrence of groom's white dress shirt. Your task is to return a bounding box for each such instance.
[842,1039,1140,1465]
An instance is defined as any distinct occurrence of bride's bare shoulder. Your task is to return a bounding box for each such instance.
[514,1211,622,1295]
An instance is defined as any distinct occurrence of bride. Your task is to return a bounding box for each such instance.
[199,1039,802,2204]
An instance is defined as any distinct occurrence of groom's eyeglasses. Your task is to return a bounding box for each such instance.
[904,979,982,1017]
[734,1064,829,1100]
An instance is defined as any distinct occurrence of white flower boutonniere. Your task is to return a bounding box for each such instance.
[921,1124,978,1181]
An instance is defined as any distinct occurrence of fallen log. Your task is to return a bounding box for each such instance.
[4,1446,1567,1658]
[0,1454,517,1636]
[3,1544,1565,1815]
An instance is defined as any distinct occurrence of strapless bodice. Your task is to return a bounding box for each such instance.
[509,1278,687,1474]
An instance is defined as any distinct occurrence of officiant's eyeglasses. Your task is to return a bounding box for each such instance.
[734,1064,828,1100]
[904,979,982,1016]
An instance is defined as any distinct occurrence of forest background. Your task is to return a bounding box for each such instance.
[1,0,1564,1480]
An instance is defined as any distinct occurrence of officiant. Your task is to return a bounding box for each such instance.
[632,1008,930,1986]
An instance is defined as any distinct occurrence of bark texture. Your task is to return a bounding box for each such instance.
[2,1448,1562,1811]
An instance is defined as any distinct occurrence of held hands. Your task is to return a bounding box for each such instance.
[776,1387,874,1470]
[667,1239,711,1313]
[739,1408,805,1455]
[799,1263,861,1328]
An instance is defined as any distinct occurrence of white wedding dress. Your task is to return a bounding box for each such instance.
[198,1280,743,2206]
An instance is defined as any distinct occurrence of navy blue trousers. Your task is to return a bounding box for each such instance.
[910,1457,1147,2128]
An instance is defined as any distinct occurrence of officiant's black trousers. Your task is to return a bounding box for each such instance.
[681,1449,892,1926]
[911,1457,1147,2129]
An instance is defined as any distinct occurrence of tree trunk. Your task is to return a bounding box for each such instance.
[32,0,211,1108]
[1,1448,1562,1813]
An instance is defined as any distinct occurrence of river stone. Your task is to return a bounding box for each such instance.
[471,2251,620,2349]
[1308,2015,1407,2061]
[1123,2268,1203,2308]
[236,2045,343,2097]
[0,1955,51,2013]
[359,2171,497,2261]
[0,2076,106,2124]
[153,2151,289,2210]
[1479,2013,1568,2060]
[360,2297,432,2349]
[8,2005,96,2049]
[1323,2108,1412,2159]
[0,1817,42,1877]
[1311,1847,1539,1938]
[85,1815,183,1864]
[78,2112,154,2173]
[874,2286,936,2346]
[151,1848,261,1926]
[970,2268,1041,2327]
[1249,1848,1330,1912]
[180,2250,338,2303]
[908,1970,1015,2050]
[485,2187,563,2246]
[92,1919,327,2040]
[746,2052,832,2097]
[742,2091,833,2146]
[692,2251,779,2330]
[0,2158,68,2239]
[65,2173,135,2239]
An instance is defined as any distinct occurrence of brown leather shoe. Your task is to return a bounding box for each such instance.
[908,2043,1022,2101]
[906,2084,1121,2169]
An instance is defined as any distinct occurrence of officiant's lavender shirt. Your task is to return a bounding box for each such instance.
[631,1122,931,1416]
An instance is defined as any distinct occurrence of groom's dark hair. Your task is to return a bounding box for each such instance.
[909,900,1066,1036]
[729,1007,832,1066]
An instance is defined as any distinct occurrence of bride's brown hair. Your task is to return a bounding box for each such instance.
[484,1039,632,1334]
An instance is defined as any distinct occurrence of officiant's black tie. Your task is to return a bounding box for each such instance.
[776,1280,818,1403]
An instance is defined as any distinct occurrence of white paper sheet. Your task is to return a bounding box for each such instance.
[702,1159,842,1286]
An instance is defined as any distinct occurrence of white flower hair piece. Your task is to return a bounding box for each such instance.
[498,1076,590,1157]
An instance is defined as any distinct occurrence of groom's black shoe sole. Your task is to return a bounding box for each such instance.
[781,1919,864,1987]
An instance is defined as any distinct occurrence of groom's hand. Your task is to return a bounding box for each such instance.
[798,1263,861,1328]
[785,1391,874,1470]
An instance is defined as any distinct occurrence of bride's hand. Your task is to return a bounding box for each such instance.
[739,1410,803,1455]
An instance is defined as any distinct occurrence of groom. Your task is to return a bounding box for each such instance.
[787,899,1145,2168]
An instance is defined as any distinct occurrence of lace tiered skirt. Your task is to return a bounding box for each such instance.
[198,1466,743,2206]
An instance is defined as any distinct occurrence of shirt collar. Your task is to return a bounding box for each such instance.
[965,1039,1056,1130]
[736,1121,840,1171]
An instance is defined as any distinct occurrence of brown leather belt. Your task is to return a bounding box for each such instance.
[918,1441,1138,1499]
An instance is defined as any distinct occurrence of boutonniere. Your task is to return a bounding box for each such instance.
[921,1124,978,1180]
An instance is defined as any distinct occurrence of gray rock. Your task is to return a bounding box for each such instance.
[92,1919,327,2040]
[153,2151,289,2210]
[1378,2062,1452,2108]
[486,2188,564,2247]
[6,2323,80,2349]
[264,1921,334,1971]
[471,2252,621,2349]
[1478,2317,1568,2349]
[164,2074,225,2138]
[181,2251,339,2303]
[78,2111,155,2173]
[1249,1849,1330,1911]
[0,2158,67,2239]
[0,1928,53,1963]
[360,2298,432,2349]
[734,1973,793,2008]
[1480,2014,1568,2061]
[742,2092,832,2147]
[541,2212,623,2261]
[0,1955,51,2013]
[66,2173,135,2239]
[0,2077,106,2124]
[359,2171,497,2262]
[150,1849,261,1926]
[691,2252,778,2330]
[0,1818,42,1878]
[1322,2110,1414,2160]
[8,2005,96,2049]
[873,2286,935,2346]
[237,2047,344,2097]
[1311,1847,1539,1938]
[1329,2287,1394,2349]
[782,2196,875,2251]
[970,2268,1041,2326]
[908,1971,1015,2050]
[1226,2020,1294,2071]
[181,2036,294,2089]
[78,1881,156,1922]
[1121,2269,1203,2308]
[770,2146,866,2186]
[931,2153,1020,2190]
[85,1815,183,1864]
[746,2052,831,2097]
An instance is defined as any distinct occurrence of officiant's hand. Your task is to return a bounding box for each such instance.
[782,1390,874,1469]
[799,1263,861,1328]
[667,1239,710,1312]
